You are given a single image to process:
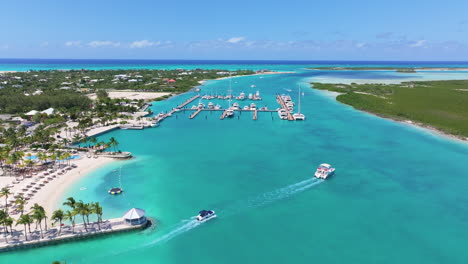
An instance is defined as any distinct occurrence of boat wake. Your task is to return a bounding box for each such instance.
[218,178,323,217]
[143,178,323,248]
[144,218,201,247]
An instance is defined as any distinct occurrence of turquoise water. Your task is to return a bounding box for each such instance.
[25,155,81,160]
[1,67,468,263]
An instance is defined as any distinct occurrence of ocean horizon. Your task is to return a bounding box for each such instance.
[2,58,468,72]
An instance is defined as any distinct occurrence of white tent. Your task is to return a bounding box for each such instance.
[25,110,39,116]
[122,208,147,226]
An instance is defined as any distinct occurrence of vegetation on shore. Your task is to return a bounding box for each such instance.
[306,67,461,73]
[0,69,254,115]
[0,192,103,242]
[311,80,468,138]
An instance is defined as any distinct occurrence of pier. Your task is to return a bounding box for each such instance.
[253,109,258,120]
[276,94,295,121]
[0,208,149,253]
[190,108,203,119]
[220,110,228,119]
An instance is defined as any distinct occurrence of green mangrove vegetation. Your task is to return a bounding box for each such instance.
[311,80,468,138]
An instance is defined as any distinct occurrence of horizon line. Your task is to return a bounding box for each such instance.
[1,58,468,63]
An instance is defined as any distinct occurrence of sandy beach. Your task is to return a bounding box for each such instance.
[87,91,170,101]
[1,156,115,220]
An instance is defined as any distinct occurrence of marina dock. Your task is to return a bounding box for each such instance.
[253,109,258,120]
[276,94,295,121]
[190,108,203,119]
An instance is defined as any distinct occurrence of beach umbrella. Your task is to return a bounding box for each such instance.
[35,186,41,190]
[30,182,36,185]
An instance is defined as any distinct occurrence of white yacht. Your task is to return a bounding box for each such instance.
[226,109,234,117]
[278,109,288,120]
[314,164,335,179]
[232,102,240,110]
[214,104,221,110]
[208,102,214,109]
[239,92,246,100]
[198,102,205,109]
[243,106,250,110]
[250,103,257,110]
[191,105,197,110]
[197,210,216,222]
[248,93,253,100]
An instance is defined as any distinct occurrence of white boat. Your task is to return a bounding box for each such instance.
[150,121,159,127]
[248,93,253,100]
[198,102,205,109]
[191,105,197,110]
[278,109,288,120]
[214,104,221,110]
[174,108,181,112]
[250,103,257,110]
[208,102,214,109]
[314,163,335,179]
[239,92,246,100]
[251,85,256,88]
[196,210,216,222]
[243,106,249,110]
[226,109,234,117]
[232,102,240,110]
[293,86,305,120]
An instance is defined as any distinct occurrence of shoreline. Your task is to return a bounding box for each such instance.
[39,157,115,214]
[316,89,468,143]
[307,67,468,72]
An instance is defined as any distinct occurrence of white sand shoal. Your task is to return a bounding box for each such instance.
[87,91,170,101]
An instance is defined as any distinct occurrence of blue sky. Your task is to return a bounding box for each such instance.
[1,0,468,60]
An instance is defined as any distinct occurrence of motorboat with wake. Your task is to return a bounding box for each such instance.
[314,163,335,179]
[197,210,216,222]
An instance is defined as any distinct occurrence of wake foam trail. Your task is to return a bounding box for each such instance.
[219,178,323,217]
[144,218,201,247]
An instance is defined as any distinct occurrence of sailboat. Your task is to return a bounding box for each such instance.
[293,86,305,120]
[226,73,234,118]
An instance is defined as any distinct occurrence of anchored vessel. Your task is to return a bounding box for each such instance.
[293,86,305,120]
[197,210,216,222]
[314,163,335,179]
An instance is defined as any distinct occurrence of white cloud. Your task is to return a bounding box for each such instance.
[227,37,245,43]
[88,40,121,48]
[409,40,427,47]
[65,41,81,47]
[130,40,159,48]
[40,42,49,47]
[356,42,367,48]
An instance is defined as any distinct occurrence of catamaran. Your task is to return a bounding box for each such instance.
[293,86,305,120]
[314,164,335,179]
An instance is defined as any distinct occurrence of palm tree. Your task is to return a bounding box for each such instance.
[51,209,64,235]
[4,216,13,234]
[91,202,103,230]
[14,196,26,216]
[31,203,46,238]
[16,214,33,241]
[0,210,8,240]
[63,197,76,210]
[64,210,76,233]
[62,152,71,166]
[108,137,119,152]
[0,187,12,213]
[89,136,97,148]
[75,201,88,232]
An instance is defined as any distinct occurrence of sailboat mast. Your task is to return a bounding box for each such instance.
[298,85,301,114]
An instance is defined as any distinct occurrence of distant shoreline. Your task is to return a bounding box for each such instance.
[307,67,468,72]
